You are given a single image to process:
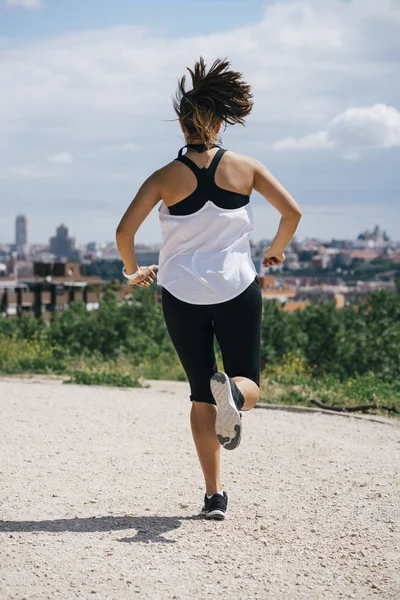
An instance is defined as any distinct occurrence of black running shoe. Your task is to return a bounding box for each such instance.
[201,492,228,520]
[211,372,244,450]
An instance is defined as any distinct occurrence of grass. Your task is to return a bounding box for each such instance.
[64,371,142,388]
[63,352,188,385]
[0,334,187,387]
[0,336,399,415]
[259,353,400,416]
[0,334,66,375]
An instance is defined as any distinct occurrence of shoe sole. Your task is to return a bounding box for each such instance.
[205,509,226,520]
[211,372,242,450]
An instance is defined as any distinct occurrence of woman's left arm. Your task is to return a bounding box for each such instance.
[116,171,162,284]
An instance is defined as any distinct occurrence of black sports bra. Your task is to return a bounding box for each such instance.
[169,144,250,216]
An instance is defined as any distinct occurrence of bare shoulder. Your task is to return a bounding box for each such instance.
[223,151,266,190]
[223,150,264,174]
[224,150,257,166]
[155,160,181,179]
[134,161,179,195]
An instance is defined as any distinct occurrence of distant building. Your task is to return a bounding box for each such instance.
[87,242,98,252]
[14,261,33,278]
[312,254,332,270]
[15,215,27,254]
[357,225,389,248]
[334,252,352,269]
[100,242,120,260]
[33,261,85,279]
[330,239,350,250]
[285,253,300,271]
[49,224,79,260]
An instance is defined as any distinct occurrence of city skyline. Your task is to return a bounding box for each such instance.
[1,1,399,243]
[0,214,398,247]
[1,214,397,250]
[1,211,398,284]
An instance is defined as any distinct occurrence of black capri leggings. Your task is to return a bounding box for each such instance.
[161,277,262,404]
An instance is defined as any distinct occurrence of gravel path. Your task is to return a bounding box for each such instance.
[0,378,399,600]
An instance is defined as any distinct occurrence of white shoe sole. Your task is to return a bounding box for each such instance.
[211,372,242,450]
[205,509,226,520]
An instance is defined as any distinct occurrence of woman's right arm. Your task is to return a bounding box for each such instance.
[116,171,161,286]
[252,159,302,267]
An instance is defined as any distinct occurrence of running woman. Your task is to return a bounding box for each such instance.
[116,57,301,520]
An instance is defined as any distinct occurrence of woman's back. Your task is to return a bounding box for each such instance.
[116,56,301,292]
[156,145,257,304]
[158,148,255,212]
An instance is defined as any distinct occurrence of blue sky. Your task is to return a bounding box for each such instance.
[0,0,399,245]
[1,0,272,38]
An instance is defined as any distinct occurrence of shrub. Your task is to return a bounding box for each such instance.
[1,287,399,386]
[64,371,142,388]
[0,333,65,374]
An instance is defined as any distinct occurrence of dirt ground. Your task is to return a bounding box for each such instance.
[0,377,399,600]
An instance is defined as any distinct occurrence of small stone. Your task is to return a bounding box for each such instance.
[179,503,189,509]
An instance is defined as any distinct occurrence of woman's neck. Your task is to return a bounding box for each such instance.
[185,140,219,153]
[186,138,217,145]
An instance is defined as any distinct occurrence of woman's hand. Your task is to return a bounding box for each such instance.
[263,247,285,268]
[127,265,158,287]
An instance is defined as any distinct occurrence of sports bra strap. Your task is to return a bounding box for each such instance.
[177,146,187,159]
[175,154,203,176]
[176,147,227,183]
[206,149,227,179]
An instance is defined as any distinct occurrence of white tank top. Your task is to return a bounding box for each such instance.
[157,146,257,305]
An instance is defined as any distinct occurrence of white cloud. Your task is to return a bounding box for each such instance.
[1,0,399,145]
[0,0,399,241]
[274,131,335,151]
[47,151,74,164]
[5,0,42,9]
[274,104,400,156]
[329,104,400,149]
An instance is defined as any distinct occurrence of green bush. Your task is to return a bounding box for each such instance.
[0,287,399,395]
[260,353,400,414]
[260,300,307,365]
[64,371,142,388]
[47,287,174,362]
[260,290,400,382]
[0,333,65,374]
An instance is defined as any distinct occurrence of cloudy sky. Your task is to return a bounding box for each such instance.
[1,0,399,245]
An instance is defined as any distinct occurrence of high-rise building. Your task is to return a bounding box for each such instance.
[87,242,98,252]
[49,224,79,259]
[15,215,27,249]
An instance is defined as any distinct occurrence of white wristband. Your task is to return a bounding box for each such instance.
[122,266,141,280]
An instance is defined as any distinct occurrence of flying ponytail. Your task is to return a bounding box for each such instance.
[173,57,253,147]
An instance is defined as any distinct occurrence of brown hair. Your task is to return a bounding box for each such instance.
[173,57,253,147]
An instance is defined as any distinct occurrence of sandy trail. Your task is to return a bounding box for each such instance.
[0,378,399,600]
